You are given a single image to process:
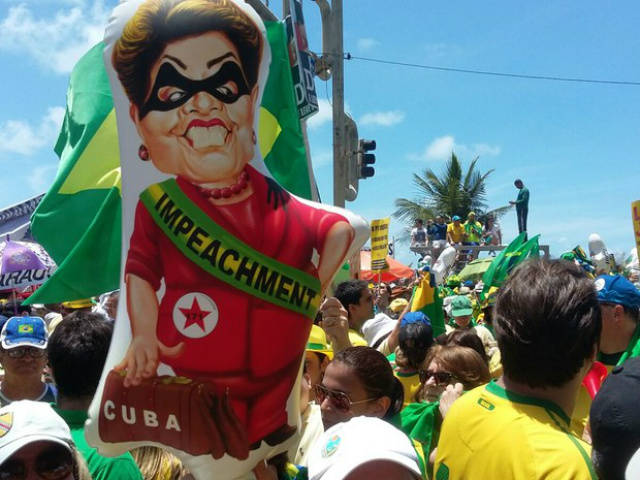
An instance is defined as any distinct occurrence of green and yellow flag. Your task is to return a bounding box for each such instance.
[27,21,313,304]
[480,232,541,302]
[411,272,445,337]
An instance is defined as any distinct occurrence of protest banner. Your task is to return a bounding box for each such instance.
[370,218,390,273]
[285,0,319,120]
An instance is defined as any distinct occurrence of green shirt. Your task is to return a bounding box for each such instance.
[52,406,143,480]
[464,221,483,243]
[515,187,530,208]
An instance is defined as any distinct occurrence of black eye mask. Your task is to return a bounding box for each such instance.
[139,61,251,119]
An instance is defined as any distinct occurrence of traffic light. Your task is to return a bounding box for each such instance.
[357,139,376,179]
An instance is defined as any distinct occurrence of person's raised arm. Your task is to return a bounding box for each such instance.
[319,297,353,354]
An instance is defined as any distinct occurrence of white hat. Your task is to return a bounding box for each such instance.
[0,401,73,466]
[443,295,456,317]
[362,314,396,348]
[308,416,421,480]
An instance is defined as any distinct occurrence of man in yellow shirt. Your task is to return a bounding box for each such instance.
[434,259,600,479]
[445,216,465,245]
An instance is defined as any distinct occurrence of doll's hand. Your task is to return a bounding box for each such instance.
[265,177,290,210]
[115,336,185,387]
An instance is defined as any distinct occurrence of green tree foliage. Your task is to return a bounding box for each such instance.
[393,152,511,240]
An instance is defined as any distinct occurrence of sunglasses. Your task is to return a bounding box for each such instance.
[314,384,377,413]
[0,444,73,480]
[6,348,46,359]
[419,370,457,386]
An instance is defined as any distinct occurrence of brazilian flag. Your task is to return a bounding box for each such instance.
[411,271,446,337]
[480,233,541,302]
[27,21,314,304]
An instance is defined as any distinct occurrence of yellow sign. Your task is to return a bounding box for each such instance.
[370,218,390,273]
[633,200,640,261]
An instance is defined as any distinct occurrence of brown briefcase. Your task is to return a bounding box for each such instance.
[99,370,248,459]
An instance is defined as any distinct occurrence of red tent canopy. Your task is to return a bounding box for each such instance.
[359,250,414,282]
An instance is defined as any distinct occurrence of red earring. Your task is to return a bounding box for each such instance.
[138,144,150,161]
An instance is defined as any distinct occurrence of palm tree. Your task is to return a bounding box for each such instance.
[393,152,510,240]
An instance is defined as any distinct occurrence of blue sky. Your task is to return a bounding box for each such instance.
[0,0,638,268]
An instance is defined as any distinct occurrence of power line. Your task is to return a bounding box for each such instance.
[335,53,640,86]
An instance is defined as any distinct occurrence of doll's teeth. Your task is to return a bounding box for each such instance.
[186,126,227,148]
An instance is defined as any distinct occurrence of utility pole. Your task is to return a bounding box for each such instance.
[330,0,346,208]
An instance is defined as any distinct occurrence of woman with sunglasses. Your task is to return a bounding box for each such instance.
[315,347,404,431]
[0,400,91,480]
[416,345,490,404]
[391,345,490,476]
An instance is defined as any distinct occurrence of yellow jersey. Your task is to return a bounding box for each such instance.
[446,223,465,243]
[394,370,421,406]
[434,381,597,480]
[348,329,368,347]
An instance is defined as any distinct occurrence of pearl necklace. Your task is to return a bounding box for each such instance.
[198,170,250,199]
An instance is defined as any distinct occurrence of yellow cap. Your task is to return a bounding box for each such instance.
[306,325,333,359]
[389,298,409,313]
[61,298,96,309]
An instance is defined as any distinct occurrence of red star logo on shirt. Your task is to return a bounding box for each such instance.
[179,297,211,331]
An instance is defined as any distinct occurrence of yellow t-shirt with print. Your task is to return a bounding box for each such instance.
[434,381,597,480]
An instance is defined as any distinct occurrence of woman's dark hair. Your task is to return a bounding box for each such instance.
[494,259,601,388]
[395,322,434,370]
[444,328,488,365]
[484,216,494,230]
[112,0,263,109]
[334,347,404,419]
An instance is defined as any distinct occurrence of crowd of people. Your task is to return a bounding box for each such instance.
[0,257,639,479]
[411,213,502,262]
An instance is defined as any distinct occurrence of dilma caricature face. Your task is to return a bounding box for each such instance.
[131,32,259,186]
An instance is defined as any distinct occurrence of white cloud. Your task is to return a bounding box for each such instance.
[359,110,405,127]
[27,165,59,193]
[305,100,352,131]
[0,1,109,74]
[418,135,456,161]
[357,38,379,52]
[306,99,333,131]
[409,135,501,161]
[0,107,65,156]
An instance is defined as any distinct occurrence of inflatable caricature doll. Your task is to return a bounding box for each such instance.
[86,1,367,478]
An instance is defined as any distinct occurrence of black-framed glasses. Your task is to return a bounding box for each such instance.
[6,347,46,359]
[314,384,377,413]
[0,443,73,480]
[419,369,457,386]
